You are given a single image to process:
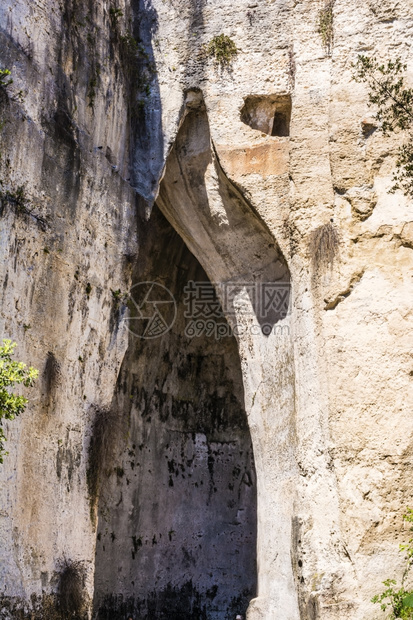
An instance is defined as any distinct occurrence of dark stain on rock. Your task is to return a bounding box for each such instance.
[43,351,62,397]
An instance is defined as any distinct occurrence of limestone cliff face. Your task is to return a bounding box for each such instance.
[0,0,135,615]
[0,0,412,619]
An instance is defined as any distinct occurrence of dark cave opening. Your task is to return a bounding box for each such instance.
[271,111,289,137]
[240,94,291,137]
[93,206,257,620]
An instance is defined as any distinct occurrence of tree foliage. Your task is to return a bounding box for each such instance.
[352,55,413,196]
[371,509,413,619]
[0,339,38,463]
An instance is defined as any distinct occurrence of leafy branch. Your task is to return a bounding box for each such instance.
[352,55,413,196]
[0,339,38,463]
[371,509,413,619]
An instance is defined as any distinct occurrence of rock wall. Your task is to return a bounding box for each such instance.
[0,0,135,615]
[0,0,412,619]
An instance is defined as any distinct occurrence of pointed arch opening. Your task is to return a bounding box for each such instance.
[93,206,257,619]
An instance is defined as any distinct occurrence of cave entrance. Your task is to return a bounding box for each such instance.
[93,205,257,620]
[240,94,291,137]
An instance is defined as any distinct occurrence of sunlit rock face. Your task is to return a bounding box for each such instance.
[0,0,412,619]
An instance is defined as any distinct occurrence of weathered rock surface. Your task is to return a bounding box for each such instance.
[0,0,412,619]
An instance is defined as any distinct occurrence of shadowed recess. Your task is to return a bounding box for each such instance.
[93,206,257,620]
[240,94,292,137]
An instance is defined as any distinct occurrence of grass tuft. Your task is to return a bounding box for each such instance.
[318,0,334,55]
[207,34,238,67]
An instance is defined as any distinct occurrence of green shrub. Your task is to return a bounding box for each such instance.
[207,34,238,67]
[109,7,123,25]
[0,339,38,463]
[372,509,413,619]
[119,32,139,59]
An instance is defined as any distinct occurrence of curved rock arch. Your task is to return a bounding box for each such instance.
[157,90,298,619]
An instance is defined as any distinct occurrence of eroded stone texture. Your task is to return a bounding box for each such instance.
[0,0,135,614]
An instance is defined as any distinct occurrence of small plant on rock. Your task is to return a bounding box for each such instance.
[120,32,139,58]
[207,34,238,67]
[372,509,413,619]
[318,0,334,55]
[0,69,12,88]
[352,55,413,197]
[109,6,123,25]
[111,289,125,307]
